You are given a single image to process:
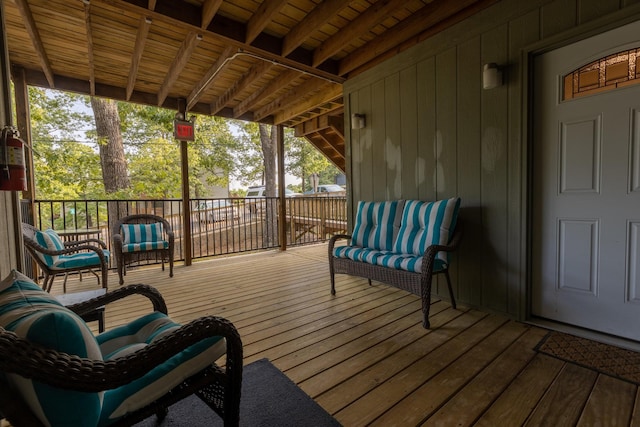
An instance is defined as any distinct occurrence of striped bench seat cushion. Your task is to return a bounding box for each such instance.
[120,223,168,253]
[332,247,448,274]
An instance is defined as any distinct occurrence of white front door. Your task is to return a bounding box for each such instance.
[532,21,640,341]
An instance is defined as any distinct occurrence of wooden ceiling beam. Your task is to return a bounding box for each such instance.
[12,0,55,87]
[83,1,96,96]
[312,0,408,67]
[157,31,202,106]
[245,0,288,44]
[186,44,236,112]
[271,82,343,125]
[232,68,299,118]
[201,0,223,29]
[211,60,273,115]
[114,0,344,83]
[282,0,347,57]
[339,0,492,76]
[253,77,333,122]
[126,16,152,100]
[294,113,344,137]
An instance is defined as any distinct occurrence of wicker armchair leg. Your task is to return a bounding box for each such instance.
[443,270,456,309]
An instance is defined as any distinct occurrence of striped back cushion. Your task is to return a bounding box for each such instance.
[351,200,405,251]
[33,229,64,266]
[0,270,103,427]
[393,198,461,262]
[121,222,164,244]
[98,312,225,424]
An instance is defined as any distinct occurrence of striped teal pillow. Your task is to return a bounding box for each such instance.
[0,270,103,427]
[351,200,405,251]
[121,223,164,245]
[34,229,62,266]
[98,312,225,425]
[393,198,461,262]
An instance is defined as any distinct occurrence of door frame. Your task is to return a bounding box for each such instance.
[521,10,640,337]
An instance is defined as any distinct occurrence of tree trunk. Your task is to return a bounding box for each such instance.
[91,97,131,247]
[90,97,130,193]
[259,124,278,246]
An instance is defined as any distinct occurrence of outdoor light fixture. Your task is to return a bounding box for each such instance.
[482,63,502,89]
[351,113,366,129]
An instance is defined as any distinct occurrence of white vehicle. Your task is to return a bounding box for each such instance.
[303,184,346,195]
[193,199,239,223]
[245,186,300,214]
[246,186,300,198]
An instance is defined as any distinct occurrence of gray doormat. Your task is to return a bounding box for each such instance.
[135,358,341,426]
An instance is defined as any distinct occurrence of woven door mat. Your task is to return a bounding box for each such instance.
[535,331,640,385]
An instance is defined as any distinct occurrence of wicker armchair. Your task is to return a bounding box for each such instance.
[112,214,174,285]
[22,222,109,292]
[0,281,243,427]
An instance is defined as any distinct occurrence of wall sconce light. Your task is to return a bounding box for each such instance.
[482,63,502,90]
[351,113,366,129]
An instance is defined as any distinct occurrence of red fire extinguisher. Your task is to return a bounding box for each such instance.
[0,126,27,191]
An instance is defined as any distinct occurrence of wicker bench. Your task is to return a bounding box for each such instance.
[328,198,462,328]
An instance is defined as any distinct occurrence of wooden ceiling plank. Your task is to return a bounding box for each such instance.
[211,60,273,115]
[83,1,96,95]
[312,0,408,67]
[245,0,289,44]
[157,31,202,106]
[126,16,152,101]
[253,77,332,122]
[114,0,344,83]
[282,0,347,57]
[270,82,343,124]
[339,0,489,76]
[148,0,157,10]
[201,0,223,29]
[13,0,55,87]
[233,68,299,118]
[186,44,236,111]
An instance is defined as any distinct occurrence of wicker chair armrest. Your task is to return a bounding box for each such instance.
[66,284,168,316]
[328,233,352,252]
[64,238,107,249]
[0,316,242,393]
[421,221,464,275]
[113,233,123,246]
[34,243,107,258]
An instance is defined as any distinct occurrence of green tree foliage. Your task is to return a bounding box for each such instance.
[29,88,103,199]
[27,88,342,200]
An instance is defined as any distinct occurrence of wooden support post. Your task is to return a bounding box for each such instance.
[177,98,192,266]
[277,125,287,251]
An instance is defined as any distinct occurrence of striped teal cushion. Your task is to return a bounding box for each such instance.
[97,312,225,425]
[121,223,164,245]
[122,241,168,253]
[351,200,405,251]
[34,229,62,266]
[54,249,110,269]
[0,270,103,427]
[44,228,65,250]
[368,250,448,273]
[393,198,461,263]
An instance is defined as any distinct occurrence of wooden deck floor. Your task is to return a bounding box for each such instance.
[53,244,640,426]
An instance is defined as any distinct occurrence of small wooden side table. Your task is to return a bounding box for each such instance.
[56,288,106,333]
